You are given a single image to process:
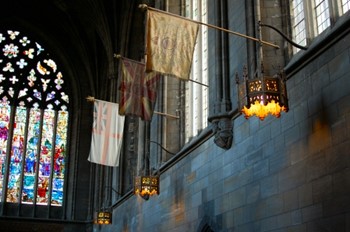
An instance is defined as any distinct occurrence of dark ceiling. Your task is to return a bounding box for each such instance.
[0,0,145,100]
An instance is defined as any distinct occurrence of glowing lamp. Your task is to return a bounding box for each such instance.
[95,211,112,225]
[134,175,159,200]
[237,67,288,120]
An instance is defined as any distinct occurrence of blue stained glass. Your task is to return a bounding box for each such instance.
[25,151,36,173]
[51,189,63,203]
[22,175,35,204]
[23,174,35,187]
[53,178,63,190]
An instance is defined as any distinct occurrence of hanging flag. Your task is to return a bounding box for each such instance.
[119,57,160,121]
[146,9,199,80]
[88,100,125,166]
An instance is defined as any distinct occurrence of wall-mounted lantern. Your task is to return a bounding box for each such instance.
[236,65,288,120]
[134,175,159,200]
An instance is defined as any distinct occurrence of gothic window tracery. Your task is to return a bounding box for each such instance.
[0,29,69,206]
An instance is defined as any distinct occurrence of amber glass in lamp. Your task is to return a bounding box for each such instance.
[134,175,159,200]
[95,211,112,225]
[237,67,288,120]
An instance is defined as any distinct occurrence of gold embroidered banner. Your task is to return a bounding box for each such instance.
[146,9,199,80]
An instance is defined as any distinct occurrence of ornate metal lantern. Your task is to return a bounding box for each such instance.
[95,211,112,225]
[134,175,159,200]
[237,66,288,120]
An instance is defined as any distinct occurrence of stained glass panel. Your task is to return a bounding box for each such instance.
[7,107,26,203]
[37,109,55,205]
[51,110,68,206]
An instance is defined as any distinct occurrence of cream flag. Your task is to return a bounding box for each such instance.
[146,9,199,80]
[88,100,125,166]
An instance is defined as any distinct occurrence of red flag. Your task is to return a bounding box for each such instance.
[119,58,160,121]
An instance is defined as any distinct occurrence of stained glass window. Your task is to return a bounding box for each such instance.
[0,29,69,206]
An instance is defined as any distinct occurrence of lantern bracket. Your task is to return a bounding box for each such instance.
[258,21,308,50]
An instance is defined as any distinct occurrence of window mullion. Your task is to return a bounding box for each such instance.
[304,0,316,40]
[330,0,343,20]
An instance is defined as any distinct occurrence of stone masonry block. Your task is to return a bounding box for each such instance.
[301,203,323,222]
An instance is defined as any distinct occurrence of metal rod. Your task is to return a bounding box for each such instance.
[114,54,209,87]
[139,4,280,49]
[188,79,209,87]
[87,96,179,119]
[259,21,308,50]
[154,111,179,119]
[150,140,176,156]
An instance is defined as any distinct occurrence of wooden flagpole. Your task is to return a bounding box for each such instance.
[114,54,209,87]
[154,111,180,119]
[139,4,280,49]
[86,96,180,119]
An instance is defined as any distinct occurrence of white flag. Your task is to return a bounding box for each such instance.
[88,100,125,166]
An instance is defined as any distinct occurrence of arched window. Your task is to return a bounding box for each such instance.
[0,29,69,206]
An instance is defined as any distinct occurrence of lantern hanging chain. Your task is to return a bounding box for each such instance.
[255,1,264,81]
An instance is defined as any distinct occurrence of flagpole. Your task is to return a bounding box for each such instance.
[139,4,280,49]
[86,96,118,105]
[87,96,180,119]
[114,54,209,87]
[154,111,180,119]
